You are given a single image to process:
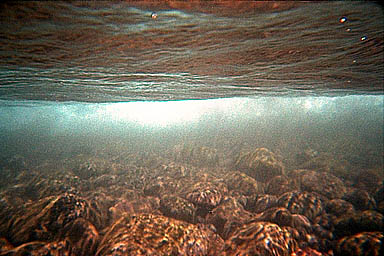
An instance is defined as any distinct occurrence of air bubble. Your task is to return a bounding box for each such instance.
[339,17,347,23]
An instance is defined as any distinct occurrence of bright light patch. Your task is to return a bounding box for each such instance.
[107,101,203,126]
[302,98,328,112]
[95,100,218,127]
[95,98,251,127]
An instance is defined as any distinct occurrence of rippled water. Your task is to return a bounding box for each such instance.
[0,1,383,102]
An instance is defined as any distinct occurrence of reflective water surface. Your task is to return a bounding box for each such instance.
[0,1,383,101]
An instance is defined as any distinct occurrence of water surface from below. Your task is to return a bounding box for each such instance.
[0,1,383,101]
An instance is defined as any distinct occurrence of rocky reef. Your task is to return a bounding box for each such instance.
[0,145,383,255]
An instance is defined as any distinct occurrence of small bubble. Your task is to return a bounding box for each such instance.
[360,36,367,41]
[339,17,347,23]
[346,28,351,32]
[151,12,158,19]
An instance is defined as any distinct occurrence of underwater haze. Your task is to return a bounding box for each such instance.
[0,1,383,255]
[0,96,383,169]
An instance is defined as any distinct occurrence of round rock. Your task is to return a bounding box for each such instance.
[234,148,285,183]
[222,221,298,256]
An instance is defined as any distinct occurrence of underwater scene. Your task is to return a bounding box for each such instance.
[0,1,383,256]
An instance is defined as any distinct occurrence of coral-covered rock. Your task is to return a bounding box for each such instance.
[32,173,81,199]
[333,210,384,239]
[295,148,319,166]
[171,144,222,167]
[354,168,383,194]
[252,207,313,236]
[265,175,298,196]
[245,194,278,213]
[311,223,334,252]
[277,191,324,221]
[343,188,376,211]
[325,199,355,217]
[335,231,383,256]
[0,196,15,237]
[160,194,196,223]
[295,152,352,178]
[62,218,99,256]
[2,171,81,203]
[222,221,298,256]
[96,214,223,256]
[291,247,324,256]
[73,160,108,180]
[90,174,119,189]
[374,182,384,203]
[295,170,346,199]
[158,162,194,179]
[205,197,254,239]
[196,223,225,256]
[253,207,293,227]
[185,181,227,210]
[9,193,100,245]
[3,240,71,256]
[144,175,182,196]
[0,155,27,174]
[374,182,384,214]
[86,191,116,228]
[227,190,248,208]
[109,197,160,221]
[0,237,13,253]
[223,170,264,196]
[234,148,285,183]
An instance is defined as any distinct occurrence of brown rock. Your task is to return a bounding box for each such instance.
[185,181,227,210]
[234,148,285,183]
[109,196,160,221]
[9,193,101,245]
[335,231,383,256]
[343,188,377,211]
[245,194,278,213]
[160,194,197,223]
[63,218,99,256]
[333,210,384,239]
[223,170,264,196]
[222,221,298,256]
[205,197,254,239]
[354,168,383,194]
[0,237,13,253]
[3,240,71,256]
[277,191,324,221]
[297,170,346,199]
[325,199,355,217]
[96,214,223,256]
[265,175,297,196]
